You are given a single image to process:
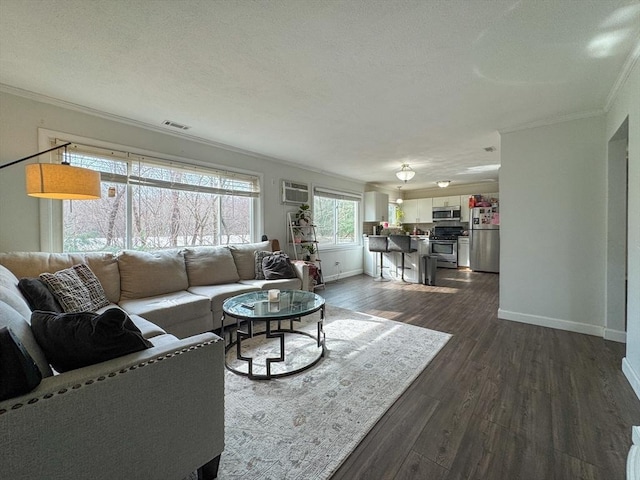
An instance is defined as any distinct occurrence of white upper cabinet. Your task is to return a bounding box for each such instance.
[432,195,461,207]
[364,191,389,222]
[402,199,418,223]
[417,197,433,223]
[401,197,432,223]
[460,195,470,222]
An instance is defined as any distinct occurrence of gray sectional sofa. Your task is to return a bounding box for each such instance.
[0,239,310,337]
[0,239,308,479]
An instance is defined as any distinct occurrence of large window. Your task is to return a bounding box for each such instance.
[313,187,360,247]
[59,141,259,252]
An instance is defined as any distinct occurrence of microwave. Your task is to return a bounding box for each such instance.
[432,205,461,221]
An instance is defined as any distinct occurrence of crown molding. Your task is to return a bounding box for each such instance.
[499,109,605,134]
[0,83,363,185]
[605,34,640,112]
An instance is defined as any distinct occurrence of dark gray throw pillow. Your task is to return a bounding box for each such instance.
[0,326,42,401]
[18,278,63,313]
[30,308,153,373]
[262,252,296,280]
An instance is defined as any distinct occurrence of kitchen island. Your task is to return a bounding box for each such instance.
[363,235,429,283]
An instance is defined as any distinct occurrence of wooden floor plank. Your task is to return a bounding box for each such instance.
[322,271,640,480]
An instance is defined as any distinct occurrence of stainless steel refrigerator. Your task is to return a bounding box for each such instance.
[469,206,500,273]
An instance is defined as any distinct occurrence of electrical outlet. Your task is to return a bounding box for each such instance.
[334,261,340,266]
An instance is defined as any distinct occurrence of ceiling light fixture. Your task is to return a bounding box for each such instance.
[396,186,403,204]
[436,180,451,188]
[395,164,415,183]
[0,142,102,200]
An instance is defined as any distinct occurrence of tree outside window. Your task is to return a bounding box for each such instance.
[313,193,359,247]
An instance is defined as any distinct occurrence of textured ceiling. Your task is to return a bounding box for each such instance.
[1,0,639,191]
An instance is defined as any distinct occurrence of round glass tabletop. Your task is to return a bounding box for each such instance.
[222,289,325,321]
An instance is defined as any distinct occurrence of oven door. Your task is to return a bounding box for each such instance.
[429,241,458,268]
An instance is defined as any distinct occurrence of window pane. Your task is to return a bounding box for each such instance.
[313,197,335,244]
[313,195,359,246]
[337,199,356,243]
[63,183,127,252]
[220,195,251,244]
[62,147,255,252]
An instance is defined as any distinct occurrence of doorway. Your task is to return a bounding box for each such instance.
[606,117,629,341]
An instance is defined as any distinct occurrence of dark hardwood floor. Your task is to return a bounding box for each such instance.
[321,271,639,480]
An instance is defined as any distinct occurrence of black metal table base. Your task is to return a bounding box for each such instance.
[223,309,325,380]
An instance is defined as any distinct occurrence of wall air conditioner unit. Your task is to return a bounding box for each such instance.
[282,180,309,205]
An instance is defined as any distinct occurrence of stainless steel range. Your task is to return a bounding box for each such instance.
[429,226,464,268]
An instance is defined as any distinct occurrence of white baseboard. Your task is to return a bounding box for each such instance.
[498,309,604,338]
[623,358,640,401]
[604,328,627,343]
[323,268,362,283]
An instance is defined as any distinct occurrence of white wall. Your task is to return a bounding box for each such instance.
[607,59,640,399]
[499,115,609,337]
[0,91,365,276]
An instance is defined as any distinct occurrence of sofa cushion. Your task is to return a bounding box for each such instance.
[0,285,33,319]
[0,252,121,303]
[118,250,189,300]
[239,277,303,291]
[118,290,212,335]
[18,278,63,312]
[183,246,240,286]
[0,326,42,401]
[0,301,52,378]
[39,264,110,313]
[30,308,153,373]
[188,283,260,328]
[228,241,271,280]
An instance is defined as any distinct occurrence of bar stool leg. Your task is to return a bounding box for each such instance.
[374,251,390,282]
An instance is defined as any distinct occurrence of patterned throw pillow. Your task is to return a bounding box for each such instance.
[254,251,274,280]
[39,264,110,313]
[72,264,110,311]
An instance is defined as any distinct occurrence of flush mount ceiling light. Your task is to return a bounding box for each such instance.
[0,142,101,200]
[395,163,415,183]
[436,180,451,188]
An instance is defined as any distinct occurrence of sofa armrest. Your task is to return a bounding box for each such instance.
[0,333,225,480]
[291,260,311,291]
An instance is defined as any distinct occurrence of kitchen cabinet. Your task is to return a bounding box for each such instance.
[401,197,432,223]
[457,236,470,267]
[460,195,470,222]
[364,191,389,222]
[363,237,428,283]
[432,195,461,207]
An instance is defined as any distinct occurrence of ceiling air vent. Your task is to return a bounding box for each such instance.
[162,120,191,131]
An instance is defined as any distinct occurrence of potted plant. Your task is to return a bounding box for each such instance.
[296,204,312,226]
[302,243,317,262]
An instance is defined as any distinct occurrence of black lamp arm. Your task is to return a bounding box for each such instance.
[0,142,71,170]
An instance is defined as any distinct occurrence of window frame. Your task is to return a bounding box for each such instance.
[37,129,264,252]
[312,185,362,250]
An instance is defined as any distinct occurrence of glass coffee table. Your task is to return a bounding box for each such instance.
[222,290,325,379]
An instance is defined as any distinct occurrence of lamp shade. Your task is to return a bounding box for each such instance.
[26,163,101,200]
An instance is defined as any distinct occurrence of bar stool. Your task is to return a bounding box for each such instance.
[388,235,417,282]
[368,236,390,282]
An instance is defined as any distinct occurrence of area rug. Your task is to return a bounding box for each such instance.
[217,305,451,479]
